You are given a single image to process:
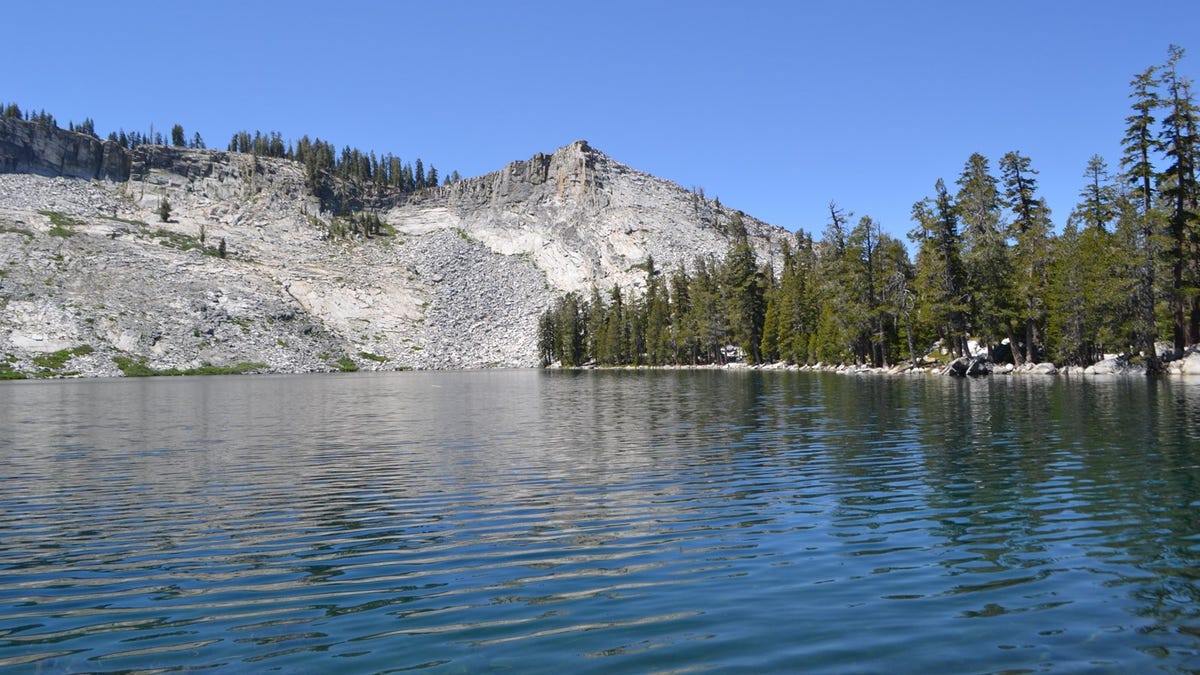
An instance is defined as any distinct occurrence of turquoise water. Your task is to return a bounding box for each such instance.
[1,371,1199,672]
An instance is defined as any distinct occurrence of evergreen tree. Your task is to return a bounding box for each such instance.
[812,203,856,362]
[1158,44,1199,347]
[668,267,695,363]
[171,124,185,147]
[689,256,726,364]
[720,214,765,363]
[1000,150,1054,363]
[1121,63,1165,369]
[956,153,1014,358]
[642,257,672,365]
[909,179,969,358]
[1078,154,1118,231]
[846,216,885,366]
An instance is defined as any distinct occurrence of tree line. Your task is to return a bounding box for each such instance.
[0,102,461,196]
[540,46,1200,372]
[226,130,459,192]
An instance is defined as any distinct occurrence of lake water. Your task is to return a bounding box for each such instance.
[1,370,1199,672]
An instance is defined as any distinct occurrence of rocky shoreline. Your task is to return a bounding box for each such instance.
[545,348,1200,378]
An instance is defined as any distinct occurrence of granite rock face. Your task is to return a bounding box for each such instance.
[0,117,128,181]
[390,140,788,294]
[0,120,790,375]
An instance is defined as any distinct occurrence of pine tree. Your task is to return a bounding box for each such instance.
[1000,151,1054,363]
[690,256,726,364]
[909,179,969,359]
[1158,44,1199,348]
[721,214,764,363]
[956,153,1014,359]
[1121,63,1165,369]
[1078,155,1117,231]
[846,216,886,366]
[669,267,695,363]
[812,203,855,362]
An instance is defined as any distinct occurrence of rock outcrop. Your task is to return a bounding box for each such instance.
[0,117,128,181]
[0,119,790,376]
[388,140,787,294]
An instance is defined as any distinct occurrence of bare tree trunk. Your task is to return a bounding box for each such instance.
[1009,327,1025,367]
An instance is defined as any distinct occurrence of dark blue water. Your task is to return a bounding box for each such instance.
[1,371,1199,672]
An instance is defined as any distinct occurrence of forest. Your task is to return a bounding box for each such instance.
[538,46,1199,373]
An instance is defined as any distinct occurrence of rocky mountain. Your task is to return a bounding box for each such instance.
[0,118,790,377]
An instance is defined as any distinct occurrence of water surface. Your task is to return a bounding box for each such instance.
[1,371,1199,672]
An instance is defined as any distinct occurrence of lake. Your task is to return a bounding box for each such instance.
[1,370,1199,672]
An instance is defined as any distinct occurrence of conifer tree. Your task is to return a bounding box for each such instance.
[1122,64,1165,369]
[909,179,969,358]
[1158,44,1199,347]
[956,153,1014,359]
[669,267,695,363]
[1001,151,1054,363]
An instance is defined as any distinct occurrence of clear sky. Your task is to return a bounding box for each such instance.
[3,1,1197,242]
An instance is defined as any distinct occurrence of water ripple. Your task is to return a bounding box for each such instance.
[1,371,1200,671]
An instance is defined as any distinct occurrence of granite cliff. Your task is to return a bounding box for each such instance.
[0,119,789,376]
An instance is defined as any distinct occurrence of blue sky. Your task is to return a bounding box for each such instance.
[3,1,1197,242]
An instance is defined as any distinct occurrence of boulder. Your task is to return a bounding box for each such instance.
[1085,356,1131,375]
[1014,362,1057,375]
[943,355,991,377]
[1179,350,1200,375]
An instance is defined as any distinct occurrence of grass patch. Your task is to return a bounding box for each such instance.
[179,363,268,376]
[40,210,80,237]
[32,345,94,371]
[0,224,36,239]
[113,355,267,377]
[358,351,388,363]
[0,360,26,380]
[151,228,204,252]
[151,229,227,258]
[112,355,159,377]
[100,215,150,229]
[331,356,359,372]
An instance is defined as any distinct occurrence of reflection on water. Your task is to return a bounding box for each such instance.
[1,371,1199,672]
